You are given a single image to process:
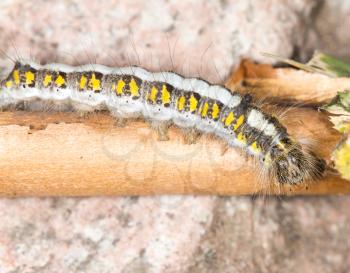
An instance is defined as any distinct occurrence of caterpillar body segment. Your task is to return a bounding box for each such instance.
[0,61,326,185]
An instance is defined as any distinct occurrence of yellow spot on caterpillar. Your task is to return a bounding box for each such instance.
[116,79,125,95]
[251,141,261,153]
[150,86,158,104]
[233,115,244,131]
[55,74,65,87]
[5,80,12,88]
[88,73,101,91]
[237,132,246,143]
[43,74,52,87]
[161,85,171,105]
[224,112,235,127]
[79,75,87,90]
[189,95,198,112]
[177,96,185,111]
[212,103,220,119]
[25,71,35,85]
[13,70,20,85]
[201,102,209,117]
[130,78,140,98]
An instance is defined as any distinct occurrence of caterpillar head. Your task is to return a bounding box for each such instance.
[268,143,326,185]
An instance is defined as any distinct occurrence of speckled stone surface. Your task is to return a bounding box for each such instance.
[1,197,349,273]
[0,0,323,81]
[0,1,349,272]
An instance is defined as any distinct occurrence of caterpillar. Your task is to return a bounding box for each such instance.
[0,60,325,185]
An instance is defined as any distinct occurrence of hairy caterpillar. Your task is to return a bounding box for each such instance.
[0,60,325,185]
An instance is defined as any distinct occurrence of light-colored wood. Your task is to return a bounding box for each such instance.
[0,109,348,197]
[226,60,350,105]
[1,59,349,196]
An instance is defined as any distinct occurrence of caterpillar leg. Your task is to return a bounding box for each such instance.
[22,99,72,112]
[70,101,97,117]
[182,127,201,145]
[114,117,127,127]
[150,121,170,141]
[77,110,94,118]
[109,109,128,127]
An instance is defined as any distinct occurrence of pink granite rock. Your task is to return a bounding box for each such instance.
[0,0,322,82]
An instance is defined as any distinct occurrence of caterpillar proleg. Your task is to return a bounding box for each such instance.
[0,61,325,185]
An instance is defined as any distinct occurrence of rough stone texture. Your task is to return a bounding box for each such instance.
[307,0,350,61]
[1,197,349,273]
[0,0,350,272]
[0,0,323,81]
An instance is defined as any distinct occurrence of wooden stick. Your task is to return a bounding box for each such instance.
[226,60,350,105]
[1,59,349,196]
[0,109,348,197]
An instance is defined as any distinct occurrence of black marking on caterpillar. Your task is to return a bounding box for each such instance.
[0,61,326,185]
